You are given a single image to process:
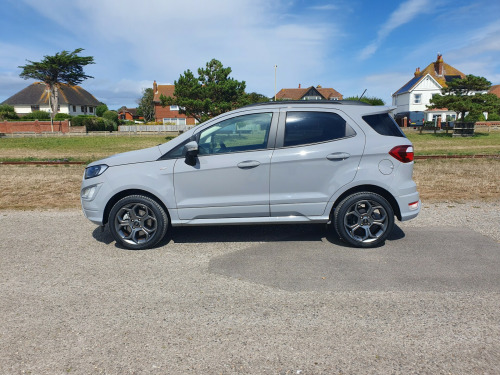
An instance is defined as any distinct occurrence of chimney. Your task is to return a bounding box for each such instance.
[434,54,444,76]
[298,83,301,88]
[153,80,158,93]
[414,67,421,77]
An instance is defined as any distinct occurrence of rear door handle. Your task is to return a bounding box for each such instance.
[237,160,261,169]
[327,152,350,161]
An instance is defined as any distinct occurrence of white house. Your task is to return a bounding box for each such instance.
[392,54,466,124]
[2,82,100,116]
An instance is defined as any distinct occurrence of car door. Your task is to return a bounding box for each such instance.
[270,109,364,217]
[173,111,278,220]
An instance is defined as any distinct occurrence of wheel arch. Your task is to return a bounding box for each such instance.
[102,189,170,226]
[331,184,402,221]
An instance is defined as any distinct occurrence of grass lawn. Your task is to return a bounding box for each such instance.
[0,135,174,163]
[405,129,500,156]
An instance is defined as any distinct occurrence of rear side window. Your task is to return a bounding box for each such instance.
[284,112,356,147]
[363,113,406,137]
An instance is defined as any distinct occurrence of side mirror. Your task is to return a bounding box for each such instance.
[184,141,198,166]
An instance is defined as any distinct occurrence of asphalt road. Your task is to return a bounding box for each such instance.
[1,209,499,374]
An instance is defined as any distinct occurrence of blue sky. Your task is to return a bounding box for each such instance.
[1,0,500,109]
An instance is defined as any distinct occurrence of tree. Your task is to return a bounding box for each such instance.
[96,103,108,117]
[428,75,499,121]
[137,88,155,123]
[160,59,247,123]
[344,96,385,105]
[18,48,94,129]
[0,104,19,120]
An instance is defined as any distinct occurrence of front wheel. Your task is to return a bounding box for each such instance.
[108,195,169,250]
[334,192,394,248]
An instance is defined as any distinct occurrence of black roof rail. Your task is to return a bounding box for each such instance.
[243,100,372,108]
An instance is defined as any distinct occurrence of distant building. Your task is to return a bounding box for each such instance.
[152,81,197,125]
[1,82,100,116]
[275,84,343,101]
[392,54,466,124]
[118,107,143,122]
[489,84,500,98]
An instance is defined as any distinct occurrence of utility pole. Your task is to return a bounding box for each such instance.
[274,65,277,101]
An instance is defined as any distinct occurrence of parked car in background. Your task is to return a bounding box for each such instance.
[81,101,420,249]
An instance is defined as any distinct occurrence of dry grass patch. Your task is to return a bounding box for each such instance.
[414,159,500,202]
[0,165,84,209]
[1,159,499,210]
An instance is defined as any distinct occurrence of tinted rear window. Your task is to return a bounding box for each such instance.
[284,112,356,147]
[363,113,406,138]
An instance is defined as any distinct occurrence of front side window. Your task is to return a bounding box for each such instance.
[283,112,355,147]
[198,113,272,155]
[414,94,422,104]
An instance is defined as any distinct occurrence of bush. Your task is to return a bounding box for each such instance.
[0,104,19,120]
[54,113,72,120]
[83,117,117,132]
[22,110,51,120]
[464,111,486,123]
[487,113,500,121]
[71,115,95,127]
[102,110,119,125]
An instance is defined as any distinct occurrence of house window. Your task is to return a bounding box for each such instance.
[73,105,76,112]
[163,118,186,125]
[81,106,85,112]
[89,107,93,113]
[170,105,179,111]
[414,94,422,104]
[31,105,40,111]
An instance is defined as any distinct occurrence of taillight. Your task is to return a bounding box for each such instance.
[389,145,414,163]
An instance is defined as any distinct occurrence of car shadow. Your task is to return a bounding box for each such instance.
[92,222,406,250]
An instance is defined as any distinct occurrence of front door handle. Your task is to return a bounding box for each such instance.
[327,152,350,161]
[237,160,261,169]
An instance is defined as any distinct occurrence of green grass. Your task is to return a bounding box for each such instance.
[0,135,175,163]
[405,131,500,156]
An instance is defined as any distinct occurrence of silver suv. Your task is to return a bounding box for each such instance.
[81,101,420,249]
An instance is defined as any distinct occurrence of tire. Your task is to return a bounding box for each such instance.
[108,195,169,250]
[334,192,394,248]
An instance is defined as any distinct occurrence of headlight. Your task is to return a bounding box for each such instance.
[85,164,108,179]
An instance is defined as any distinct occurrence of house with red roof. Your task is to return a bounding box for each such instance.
[392,54,466,124]
[152,81,197,125]
[275,84,343,101]
[118,107,143,122]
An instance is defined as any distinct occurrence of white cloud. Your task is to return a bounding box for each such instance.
[16,0,339,106]
[359,0,431,60]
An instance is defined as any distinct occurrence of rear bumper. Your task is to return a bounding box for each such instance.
[397,191,421,221]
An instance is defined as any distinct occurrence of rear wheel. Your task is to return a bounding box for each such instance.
[334,192,394,248]
[109,195,169,250]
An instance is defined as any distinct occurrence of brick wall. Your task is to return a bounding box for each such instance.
[475,122,500,126]
[154,104,196,125]
[0,120,70,133]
